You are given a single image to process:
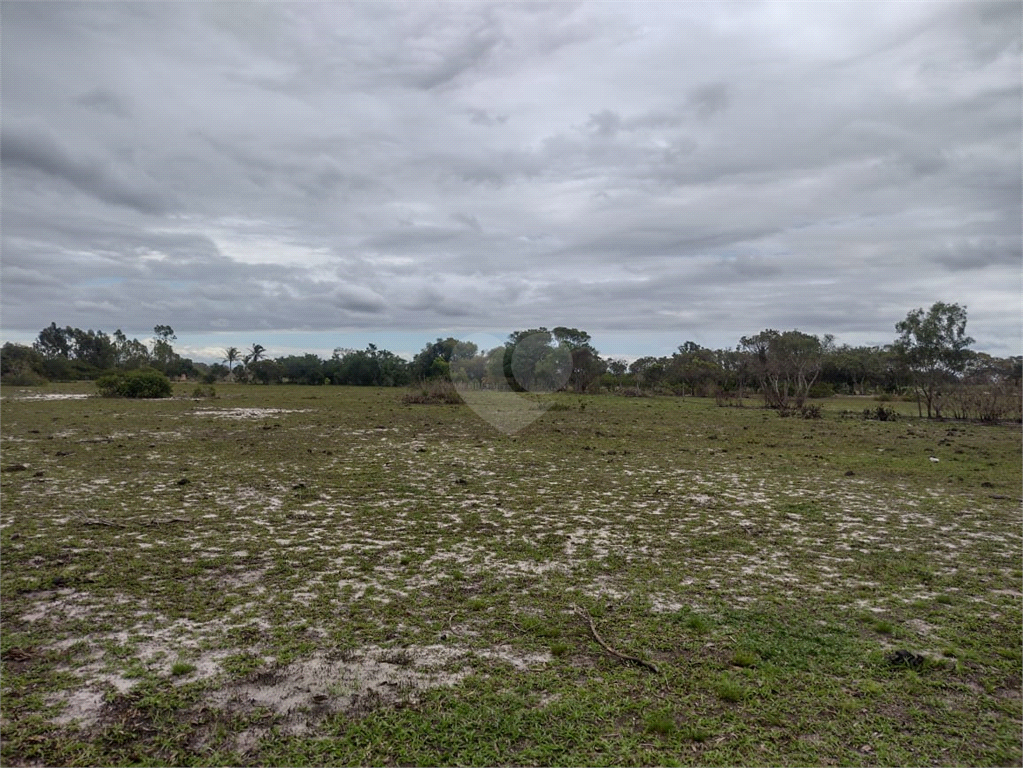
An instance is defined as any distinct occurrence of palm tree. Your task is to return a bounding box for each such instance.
[223,347,240,377]
[249,343,266,364]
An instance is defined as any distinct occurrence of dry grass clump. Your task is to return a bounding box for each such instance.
[401,381,463,405]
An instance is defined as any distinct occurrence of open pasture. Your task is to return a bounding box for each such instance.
[1,384,1020,766]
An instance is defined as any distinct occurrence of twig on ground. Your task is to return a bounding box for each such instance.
[74,515,190,528]
[496,617,527,634]
[75,515,127,528]
[574,606,660,674]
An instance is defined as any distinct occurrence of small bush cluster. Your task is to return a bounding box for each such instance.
[401,381,463,405]
[191,385,217,399]
[946,384,1022,423]
[778,404,822,419]
[1,369,48,386]
[863,405,898,422]
[618,388,651,398]
[96,368,173,398]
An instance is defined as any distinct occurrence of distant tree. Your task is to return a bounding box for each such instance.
[1,342,47,384]
[629,356,667,390]
[34,323,73,359]
[68,328,116,370]
[669,341,722,397]
[223,346,241,377]
[113,330,151,369]
[894,302,974,418]
[552,327,605,392]
[411,337,478,381]
[150,326,178,371]
[247,359,280,385]
[249,343,266,364]
[739,329,834,410]
[503,328,575,392]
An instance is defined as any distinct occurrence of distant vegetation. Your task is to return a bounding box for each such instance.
[95,369,173,399]
[2,304,1020,420]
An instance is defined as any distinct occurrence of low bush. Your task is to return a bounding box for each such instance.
[401,381,463,405]
[1,369,48,386]
[191,385,217,399]
[800,404,823,419]
[96,368,173,398]
[863,405,898,422]
[808,382,835,398]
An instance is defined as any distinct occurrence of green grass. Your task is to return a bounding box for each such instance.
[170,661,196,677]
[0,383,1020,766]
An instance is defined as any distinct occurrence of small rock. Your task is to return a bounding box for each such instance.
[845,470,855,476]
[1,464,28,473]
[177,478,190,486]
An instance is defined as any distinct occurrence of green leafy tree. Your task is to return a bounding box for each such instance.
[151,325,178,371]
[1,343,47,384]
[113,330,151,369]
[34,323,73,359]
[552,327,605,393]
[894,302,974,418]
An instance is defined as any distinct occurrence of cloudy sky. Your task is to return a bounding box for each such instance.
[2,1,1020,362]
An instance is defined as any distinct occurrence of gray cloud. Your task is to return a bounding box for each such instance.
[1,125,169,215]
[1,1,1019,356]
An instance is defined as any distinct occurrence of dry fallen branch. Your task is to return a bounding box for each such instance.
[75,515,127,528]
[574,607,660,674]
[74,515,190,528]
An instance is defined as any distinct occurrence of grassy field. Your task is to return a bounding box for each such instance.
[1,383,1020,766]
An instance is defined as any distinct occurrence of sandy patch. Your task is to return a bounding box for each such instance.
[190,408,312,419]
[2,393,93,401]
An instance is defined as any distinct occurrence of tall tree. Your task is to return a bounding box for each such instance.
[223,346,240,376]
[151,325,178,371]
[894,302,974,418]
[34,323,73,359]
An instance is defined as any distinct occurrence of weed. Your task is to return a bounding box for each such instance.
[715,676,745,703]
[550,641,571,658]
[684,614,712,634]
[730,649,758,668]
[170,661,196,677]
[644,711,676,735]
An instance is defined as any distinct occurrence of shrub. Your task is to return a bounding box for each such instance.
[191,385,217,399]
[863,405,898,422]
[401,381,463,405]
[96,368,172,398]
[1,368,48,386]
[800,404,823,419]
[808,382,835,398]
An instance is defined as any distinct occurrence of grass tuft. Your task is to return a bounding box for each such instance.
[170,661,196,677]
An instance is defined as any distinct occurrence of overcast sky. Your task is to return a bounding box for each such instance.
[2,1,1020,362]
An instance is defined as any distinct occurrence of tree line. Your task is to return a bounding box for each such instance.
[2,303,1020,419]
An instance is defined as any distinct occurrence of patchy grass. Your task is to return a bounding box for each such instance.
[1,383,1020,766]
